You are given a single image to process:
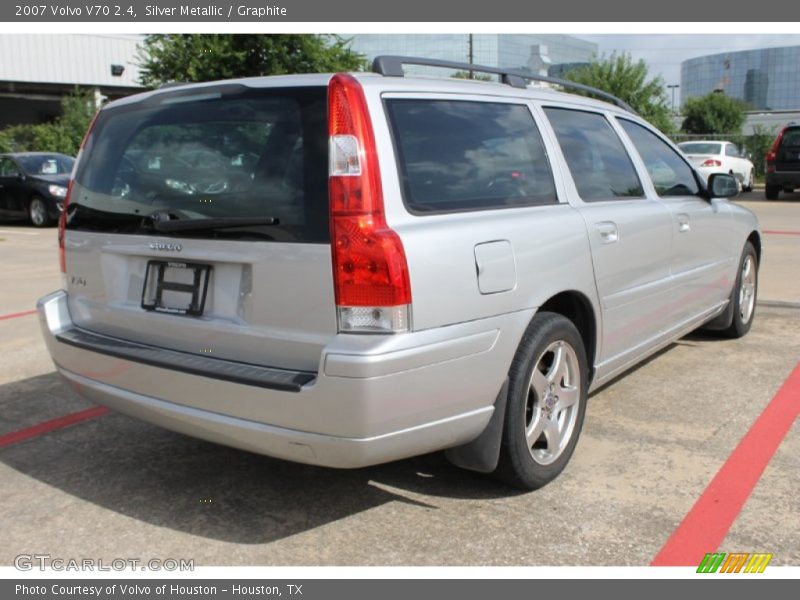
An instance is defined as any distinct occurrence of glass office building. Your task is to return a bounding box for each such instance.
[682,46,800,110]
[348,34,597,77]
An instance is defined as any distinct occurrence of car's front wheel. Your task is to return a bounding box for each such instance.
[28,197,53,227]
[743,169,755,192]
[495,312,588,490]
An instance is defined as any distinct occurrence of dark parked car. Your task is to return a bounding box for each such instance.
[765,124,800,200]
[0,152,75,226]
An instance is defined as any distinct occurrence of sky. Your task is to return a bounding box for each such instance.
[576,34,800,103]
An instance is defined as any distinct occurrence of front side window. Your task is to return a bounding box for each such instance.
[386,99,557,213]
[619,119,700,197]
[17,154,74,175]
[544,108,644,202]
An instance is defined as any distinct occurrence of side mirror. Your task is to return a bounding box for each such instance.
[707,173,738,198]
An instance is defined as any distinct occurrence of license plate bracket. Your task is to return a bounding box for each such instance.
[141,260,211,316]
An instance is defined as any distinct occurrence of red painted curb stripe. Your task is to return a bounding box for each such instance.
[0,309,37,321]
[0,406,110,449]
[651,362,800,566]
[763,229,800,236]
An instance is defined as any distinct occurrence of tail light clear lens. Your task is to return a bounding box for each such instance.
[60,109,100,275]
[328,73,411,334]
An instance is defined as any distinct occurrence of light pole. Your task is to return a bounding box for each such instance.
[667,84,680,114]
[468,34,474,80]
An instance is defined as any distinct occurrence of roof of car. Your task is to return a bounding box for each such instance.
[678,140,732,145]
[104,71,638,119]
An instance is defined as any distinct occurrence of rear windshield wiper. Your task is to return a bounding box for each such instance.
[149,215,280,233]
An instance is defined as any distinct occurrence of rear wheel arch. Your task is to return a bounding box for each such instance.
[444,290,598,477]
[538,291,598,384]
[747,231,762,267]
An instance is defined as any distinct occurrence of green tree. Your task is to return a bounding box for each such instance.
[562,53,674,133]
[681,92,748,135]
[452,70,494,82]
[0,88,95,155]
[138,34,367,86]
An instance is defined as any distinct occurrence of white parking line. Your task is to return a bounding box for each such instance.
[0,230,39,236]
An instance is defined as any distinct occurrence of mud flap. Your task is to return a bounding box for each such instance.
[703,299,734,331]
[445,378,509,473]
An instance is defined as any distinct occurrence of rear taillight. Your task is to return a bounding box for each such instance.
[765,128,786,165]
[60,109,100,275]
[57,179,74,273]
[328,73,411,334]
[701,159,722,167]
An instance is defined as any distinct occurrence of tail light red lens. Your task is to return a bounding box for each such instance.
[328,74,411,333]
[57,179,74,273]
[60,109,100,274]
[701,159,722,167]
[765,128,786,164]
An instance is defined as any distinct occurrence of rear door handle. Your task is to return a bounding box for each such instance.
[595,221,618,244]
[677,213,690,233]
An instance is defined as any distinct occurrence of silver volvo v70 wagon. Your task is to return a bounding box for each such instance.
[38,57,760,489]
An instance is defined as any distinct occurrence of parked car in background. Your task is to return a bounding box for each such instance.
[765,124,800,200]
[38,58,761,490]
[677,140,755,192]
[0,152,75,226]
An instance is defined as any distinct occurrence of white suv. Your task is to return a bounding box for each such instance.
[38,57,760,489]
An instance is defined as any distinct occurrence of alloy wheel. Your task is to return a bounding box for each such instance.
[524,340,581,466]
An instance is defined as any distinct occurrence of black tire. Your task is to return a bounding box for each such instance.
[721,242,758,339]
[765,184,780,200]
[743,170,755,192]
[494,312,588,490]
[28,196,53,227]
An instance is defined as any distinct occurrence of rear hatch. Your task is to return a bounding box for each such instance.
[64,81,336,372]
[775,127,800,172]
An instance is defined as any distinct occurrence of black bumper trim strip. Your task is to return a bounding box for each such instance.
[55,326,316,393]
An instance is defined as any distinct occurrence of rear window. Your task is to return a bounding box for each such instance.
[780,128,800,147]
[678,143,722,155]
[70,85,329,243]
[386,100,557,213]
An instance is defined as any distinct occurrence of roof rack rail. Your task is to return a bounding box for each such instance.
[158,81,188,90]
[371,55,637,114]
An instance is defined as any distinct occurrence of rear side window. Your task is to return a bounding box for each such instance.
[780,128,800,147]
[619,119,700,197]
[544,108,644,202]
[725,144,741,157]
[71,86,329,243]
[386,100,557,213]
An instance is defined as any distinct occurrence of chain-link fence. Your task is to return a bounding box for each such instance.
[669,127,780,183]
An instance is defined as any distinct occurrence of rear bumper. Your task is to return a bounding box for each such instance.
[38,290,531,468]
[766,171,800,188]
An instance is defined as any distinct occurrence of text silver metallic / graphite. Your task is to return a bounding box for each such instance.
[144,4,288,17]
